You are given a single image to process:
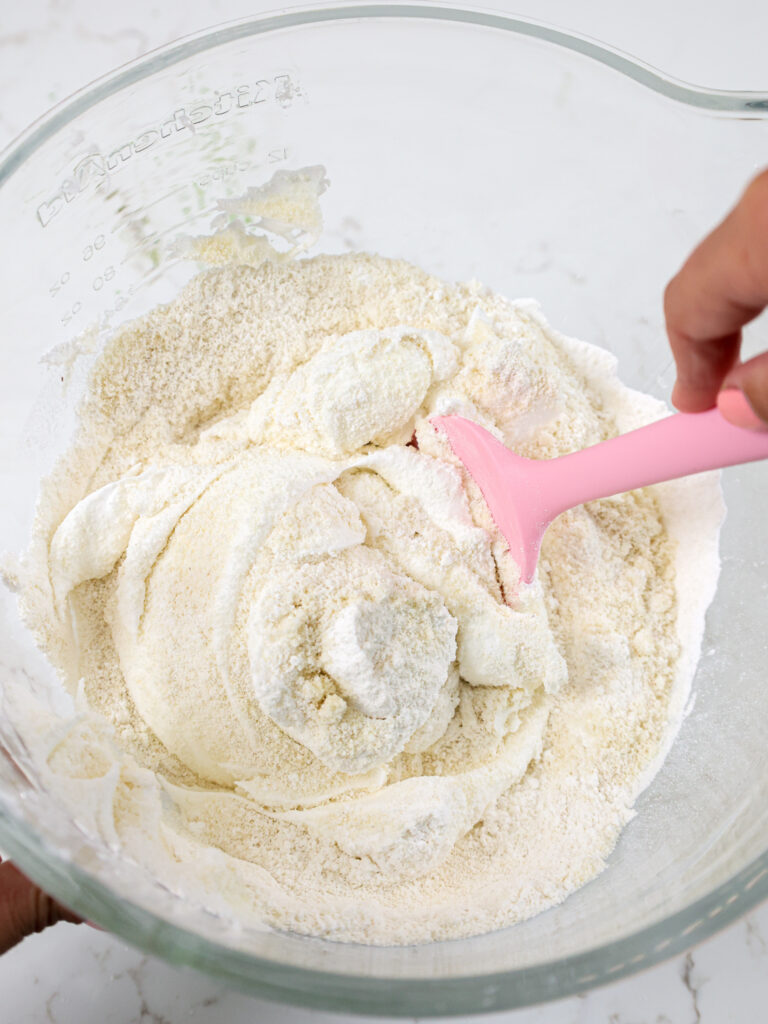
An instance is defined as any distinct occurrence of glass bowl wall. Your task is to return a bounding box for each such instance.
[1,5,768,1015]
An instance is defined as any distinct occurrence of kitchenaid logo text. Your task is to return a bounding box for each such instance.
[37,75,301,228]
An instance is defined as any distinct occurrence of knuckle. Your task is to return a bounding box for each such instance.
[663,279,692,351]
[32,889,58,933]
[737,169,768,293]
[741,168,768,226]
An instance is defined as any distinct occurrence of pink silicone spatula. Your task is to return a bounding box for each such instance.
[433,398,768,584]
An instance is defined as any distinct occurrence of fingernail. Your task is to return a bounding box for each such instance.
[716,388,768,431]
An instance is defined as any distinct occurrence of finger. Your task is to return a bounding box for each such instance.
[718,351,768,428]
[665,168,768,412]
[0,859,81,955]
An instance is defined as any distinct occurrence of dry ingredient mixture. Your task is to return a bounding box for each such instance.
[14,168,723,944]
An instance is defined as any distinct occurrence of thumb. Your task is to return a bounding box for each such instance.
[717,353,768,430]
[0,858,81,955]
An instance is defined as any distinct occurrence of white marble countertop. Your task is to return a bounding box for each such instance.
[2,2,768,1021]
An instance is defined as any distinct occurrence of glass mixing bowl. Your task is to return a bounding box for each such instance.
[1,3,768,1015]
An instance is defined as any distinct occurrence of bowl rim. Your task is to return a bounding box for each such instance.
[1,3,768,1015]
[2,793,768,1016]
[1,0,768,182]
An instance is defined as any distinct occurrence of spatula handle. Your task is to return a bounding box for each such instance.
[547,407,768,515]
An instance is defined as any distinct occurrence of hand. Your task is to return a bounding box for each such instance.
[0,856,81,954]
[665,169,768,428]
